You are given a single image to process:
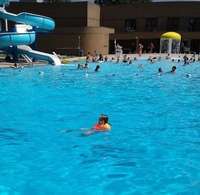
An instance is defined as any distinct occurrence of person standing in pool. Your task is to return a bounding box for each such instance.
[148,42,155,53]
[183,55,188,65]
[138,43,143,57]
[95,65,100,72]
[98,54,103,61]
[158,67,163,75]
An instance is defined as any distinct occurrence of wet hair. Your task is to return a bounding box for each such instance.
[171,66,176,72]
[99,114,109,123]
[158,67,162,73]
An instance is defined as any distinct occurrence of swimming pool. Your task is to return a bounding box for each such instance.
[0,59,200,194]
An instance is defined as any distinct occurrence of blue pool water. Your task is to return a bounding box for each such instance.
[0,60,200,195]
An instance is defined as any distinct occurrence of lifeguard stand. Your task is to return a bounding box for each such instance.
[160,32,181,54]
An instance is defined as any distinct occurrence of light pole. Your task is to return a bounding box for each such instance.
[114,39,116,54]
[78,35,80,49]
[135,36,139,53]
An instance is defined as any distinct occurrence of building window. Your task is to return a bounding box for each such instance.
[145,18,158,32]
[167,17,180,31]
[125,19,136,32]
[188,18,200,32]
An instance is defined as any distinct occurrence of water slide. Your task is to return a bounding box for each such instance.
[0,6,61,65]
[17,45,61,65]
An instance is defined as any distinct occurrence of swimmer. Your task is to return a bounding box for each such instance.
[183,55,188,65]
[11,63,19,69]
[123,55,128,63]
[170,66,176,74]
[83,114,111,136]
[95,65,100,72]
[158,67,163,75]
[148,56,152,61]
[186,73,192,78]
[39,71,44,75]
[105,73,116,78]
[166,53,170,60]
[98,54,103,61]
[84,63,88,69]
[150,58,156,63]
[86,55,90,63]
[92,57,96,62]
[14,63,18,68]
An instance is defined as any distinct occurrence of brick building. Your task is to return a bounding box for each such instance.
[4,1,200,54]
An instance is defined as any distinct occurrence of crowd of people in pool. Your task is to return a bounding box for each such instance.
[77,52,198,78]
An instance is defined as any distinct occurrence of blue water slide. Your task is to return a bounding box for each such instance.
[0,7,61,65]
[0,11,55,32]
[0,0,9,6]
[0,32,35,49]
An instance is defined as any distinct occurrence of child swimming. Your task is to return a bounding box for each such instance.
[83,114,111,136]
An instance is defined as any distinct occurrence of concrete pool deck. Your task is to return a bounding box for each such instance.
[0,61,46,68]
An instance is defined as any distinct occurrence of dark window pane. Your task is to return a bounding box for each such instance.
[188,18,200,32]
[125,19,136,32]
[167,17,180,31]
[145,18,158,32]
